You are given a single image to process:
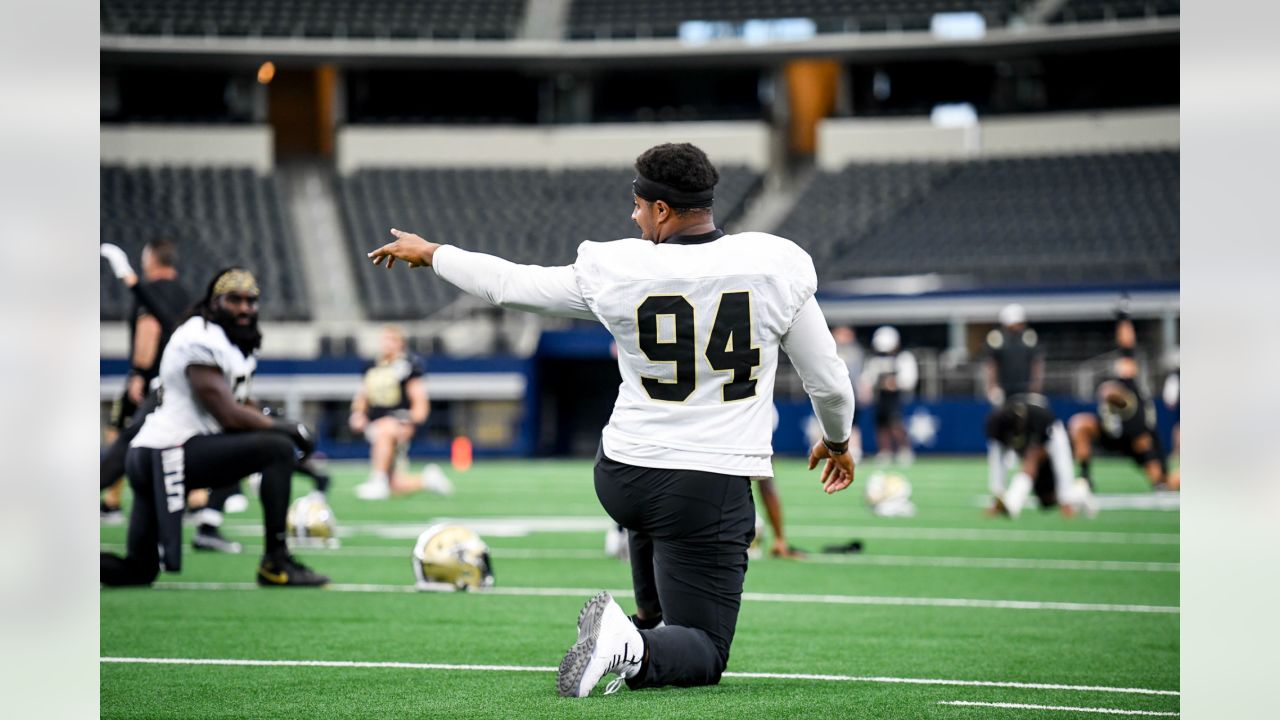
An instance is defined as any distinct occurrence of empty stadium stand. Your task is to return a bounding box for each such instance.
[567,0,1027,39]
[338,166,762,319]
[1050,0,1179,23]
[100,0,526,40]
[775,151,1178,288]
[101,165,311,321]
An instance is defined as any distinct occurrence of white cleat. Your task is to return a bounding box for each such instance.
[557,591,644,697]
[604,526,629,561]
[422,464,454,496]
[223,493,250,514]
[354,479,390,500]
[1073,478,1100,519]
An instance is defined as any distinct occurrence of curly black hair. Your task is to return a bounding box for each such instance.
[635,143,720,193]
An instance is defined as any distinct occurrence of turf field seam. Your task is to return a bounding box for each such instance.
[937,700,1179,715]
[146,582,1179,614]
[98,657,1180,696]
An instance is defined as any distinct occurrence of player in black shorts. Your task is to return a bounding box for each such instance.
[860,326,918,465]
[100,268,328,587]
[350,325,452,500]
[1068,303,1177,491]
[986,393,1095,518]
[100,239,191,519]
[985,303,1045,406]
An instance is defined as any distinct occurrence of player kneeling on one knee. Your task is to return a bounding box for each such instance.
[367,142,857,696]
[986,393,1096,519]
[100,267,329,588]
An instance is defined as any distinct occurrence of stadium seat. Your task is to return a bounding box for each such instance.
[337,165,762,320]
[1050,0,1179,24]
[100,0,526,40]
[773,151,1178,288]
[565,0,1024,39]
[100,165,312,321]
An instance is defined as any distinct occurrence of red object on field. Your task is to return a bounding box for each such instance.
[451,436,473,472]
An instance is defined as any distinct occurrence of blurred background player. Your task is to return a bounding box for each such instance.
[985,303,1045,407]
[100,268,328,587]
[1161,348,1180,488]
[986,393,1096,518]
[860,325,917,465]
[351,324,453,500]
[832,326,866,462]
[1068,299,1177,491]
[99,239,190,521]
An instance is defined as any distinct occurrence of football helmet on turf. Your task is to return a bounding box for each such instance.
[286,492,339,548]
[412,523,494,591]
[864,472,916,518]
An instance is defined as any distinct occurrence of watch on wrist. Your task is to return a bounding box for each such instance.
[823,438,850,454]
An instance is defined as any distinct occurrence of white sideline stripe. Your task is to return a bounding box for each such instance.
[148,582,1178,614]
[98,543,1177,572]
[938,700,1178,716]
[98,657,1179,697]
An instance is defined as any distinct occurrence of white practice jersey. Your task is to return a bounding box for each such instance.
[432,231,855,477]
[132,316,257,450]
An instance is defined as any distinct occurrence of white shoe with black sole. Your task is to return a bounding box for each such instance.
[557,591,644,697]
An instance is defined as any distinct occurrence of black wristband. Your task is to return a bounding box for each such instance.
[823,438,850,454]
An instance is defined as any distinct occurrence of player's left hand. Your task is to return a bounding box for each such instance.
[808,441,855,494]
[368,229,439,269]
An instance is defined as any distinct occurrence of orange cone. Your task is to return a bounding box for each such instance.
[451,436,473,472]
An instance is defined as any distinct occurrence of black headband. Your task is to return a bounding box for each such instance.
[633,175,714,209]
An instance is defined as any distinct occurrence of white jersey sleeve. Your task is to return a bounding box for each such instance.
[780,297,855,445]
[431,245,596,321]
[131,317,258,450]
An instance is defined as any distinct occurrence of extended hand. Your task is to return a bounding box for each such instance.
[808,440,856,494]
[100,243,139,287]
[368,228,439,269]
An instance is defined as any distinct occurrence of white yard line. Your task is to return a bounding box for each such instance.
[938,700,1178,715]
[788,525,1179,545]
[213,518,1179,545]
[98,657,1178,697]
[99,543,1177,572]
[146,581,1179,614]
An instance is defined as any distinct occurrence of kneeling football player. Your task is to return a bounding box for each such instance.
[1068,302,1176,491]
[100,268,329,587]
[986,394,1096,518]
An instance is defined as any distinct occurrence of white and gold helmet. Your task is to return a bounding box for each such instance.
[864,472,916,518]
[412,523,494,591]
[286,492,339,548]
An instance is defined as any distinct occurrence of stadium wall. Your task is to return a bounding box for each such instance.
[816,107,1179,167]
[101,124,274,172]
[335,121,771,173]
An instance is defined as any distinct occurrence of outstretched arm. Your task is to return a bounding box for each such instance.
[368,229,595,320]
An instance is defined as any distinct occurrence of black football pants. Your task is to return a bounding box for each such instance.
[594,449,755,689]
[101,392,159,490]
[116,432,296,581]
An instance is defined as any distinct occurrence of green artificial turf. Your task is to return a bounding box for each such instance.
[100,456,1179,718]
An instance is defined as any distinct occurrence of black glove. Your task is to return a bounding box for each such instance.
[271,418,315,458]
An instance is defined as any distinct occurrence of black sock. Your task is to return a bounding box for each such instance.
[631,614,663,630]
[1079,458,1091,479]
[196,523,218,535]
